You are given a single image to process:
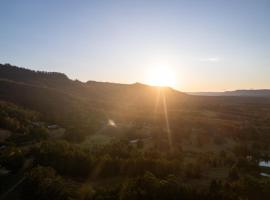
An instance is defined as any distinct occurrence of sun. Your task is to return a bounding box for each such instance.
[146,66,176,88]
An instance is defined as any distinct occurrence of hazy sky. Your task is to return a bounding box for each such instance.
[0,0,270,91]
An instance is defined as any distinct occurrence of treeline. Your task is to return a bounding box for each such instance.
[23,166,202,200]
[34,139,235,179]
[32,138,262,181]
[33,140,185,178]
[23,165,270,200]
[0,63,68,83]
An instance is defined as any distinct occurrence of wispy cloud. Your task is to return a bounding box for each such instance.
[200,57,220,62]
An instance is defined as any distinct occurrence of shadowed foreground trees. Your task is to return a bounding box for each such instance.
[22,166,76,200]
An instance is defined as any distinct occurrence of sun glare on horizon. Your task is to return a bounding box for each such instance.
[146,66,177,88]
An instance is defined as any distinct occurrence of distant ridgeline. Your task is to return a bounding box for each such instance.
[190,90,270,97]
[0,63,69,87]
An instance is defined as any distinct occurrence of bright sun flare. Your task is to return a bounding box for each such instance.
[146,67,176,88]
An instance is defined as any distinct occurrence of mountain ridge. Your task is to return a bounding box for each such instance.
[190,89,270,97]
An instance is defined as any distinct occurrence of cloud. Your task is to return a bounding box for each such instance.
[200,57,220,62]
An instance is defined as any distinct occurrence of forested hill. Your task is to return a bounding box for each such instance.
[0,63,68,84]
[0,64,188,140]
[0,63,186,100]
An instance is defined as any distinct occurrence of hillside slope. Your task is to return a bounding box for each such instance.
[0,64,189,136]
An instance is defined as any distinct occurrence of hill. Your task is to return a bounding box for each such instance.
[0,64,189,140]
[0,64,186,102]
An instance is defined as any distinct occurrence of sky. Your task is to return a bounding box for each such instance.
[0,0,270,92]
